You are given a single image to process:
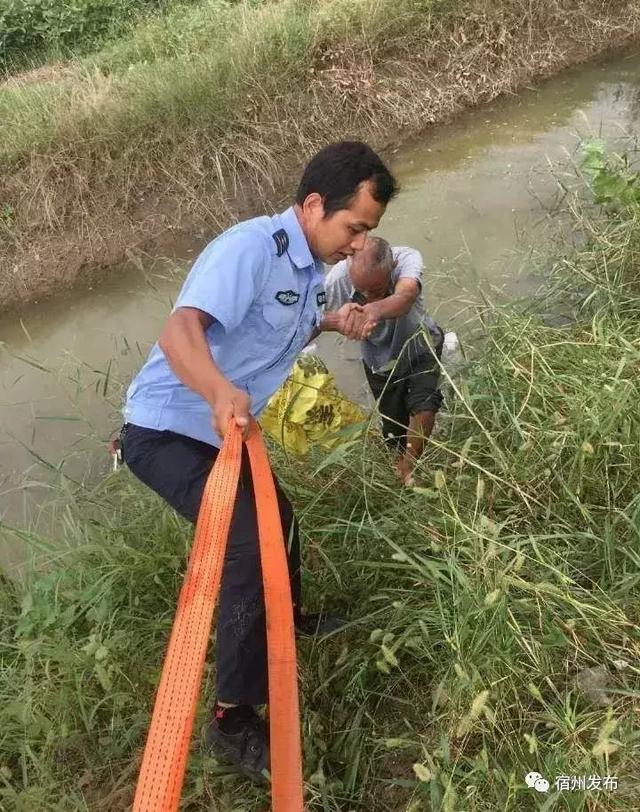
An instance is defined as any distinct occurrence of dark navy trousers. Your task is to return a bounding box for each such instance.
[120,423,302,706]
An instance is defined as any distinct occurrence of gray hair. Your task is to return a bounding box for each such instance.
[364,236,394,277]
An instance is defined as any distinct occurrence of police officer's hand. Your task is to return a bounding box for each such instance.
[212,382,251,440]
[337,303,377,340]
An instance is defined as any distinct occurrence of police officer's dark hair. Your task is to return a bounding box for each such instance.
[296,141,397,216]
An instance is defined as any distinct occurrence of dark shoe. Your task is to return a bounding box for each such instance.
[295,612,348,637]
[205,706,270,786]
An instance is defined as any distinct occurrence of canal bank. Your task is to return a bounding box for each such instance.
[1,0,640,313]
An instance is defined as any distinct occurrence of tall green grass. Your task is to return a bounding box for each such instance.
[0,0,476,167]
[2,156,640,809]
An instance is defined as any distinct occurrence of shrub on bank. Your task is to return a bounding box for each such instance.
[0,0,172,69]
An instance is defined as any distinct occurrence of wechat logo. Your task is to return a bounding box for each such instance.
[525,772,550,793]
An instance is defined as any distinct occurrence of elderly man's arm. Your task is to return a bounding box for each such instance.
[362,278,419,322]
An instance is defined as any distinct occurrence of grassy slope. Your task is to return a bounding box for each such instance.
[1,0,640,311]
[2,185,640,809]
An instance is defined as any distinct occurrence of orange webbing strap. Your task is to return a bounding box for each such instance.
[132,420,303,811]
[246,421,303,810]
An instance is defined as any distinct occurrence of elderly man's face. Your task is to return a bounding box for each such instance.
[348,248,392,302]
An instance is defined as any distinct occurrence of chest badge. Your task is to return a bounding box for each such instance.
[276,290,300,306]
[316,291,327,307]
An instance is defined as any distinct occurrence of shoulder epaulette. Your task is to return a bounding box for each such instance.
[272,228,289,257]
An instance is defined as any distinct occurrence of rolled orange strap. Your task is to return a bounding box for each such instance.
[132,420,303,811]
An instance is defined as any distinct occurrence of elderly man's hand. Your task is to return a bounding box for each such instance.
[337,303,378,340]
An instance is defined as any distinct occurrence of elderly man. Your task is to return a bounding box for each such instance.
[120,142,397,784]
[324,237,444,485]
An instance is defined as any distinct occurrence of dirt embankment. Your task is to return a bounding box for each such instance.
[1,0,640,315]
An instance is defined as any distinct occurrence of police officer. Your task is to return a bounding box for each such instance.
[119,141,397,784]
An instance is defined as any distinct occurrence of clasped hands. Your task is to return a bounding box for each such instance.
[336,302,378,340]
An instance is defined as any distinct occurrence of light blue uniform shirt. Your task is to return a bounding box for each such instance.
[124,207,326,447]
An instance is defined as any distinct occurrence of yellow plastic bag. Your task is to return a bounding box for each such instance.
[260,354,366,455]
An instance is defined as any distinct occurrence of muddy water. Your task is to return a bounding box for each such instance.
[2,51,640,567]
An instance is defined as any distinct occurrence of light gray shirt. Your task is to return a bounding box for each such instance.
[324,246,441,373]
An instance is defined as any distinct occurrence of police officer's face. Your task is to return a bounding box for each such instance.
[302,181,385,264]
